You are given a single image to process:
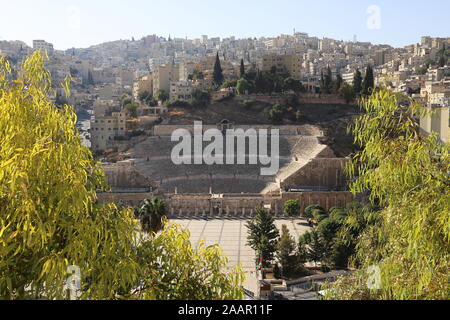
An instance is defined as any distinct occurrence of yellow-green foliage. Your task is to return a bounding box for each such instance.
[327,90,449,300]
[0,52,244,300]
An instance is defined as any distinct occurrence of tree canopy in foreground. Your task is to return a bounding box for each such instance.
[0,52,244,300]
[325,90,449,300]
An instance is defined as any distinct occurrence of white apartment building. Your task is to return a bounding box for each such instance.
[342,72,355,85]
[33,40,54,55]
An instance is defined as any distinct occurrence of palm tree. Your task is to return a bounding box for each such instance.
[138,197,168,234]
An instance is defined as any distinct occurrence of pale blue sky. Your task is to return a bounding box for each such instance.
[0,0,448,50]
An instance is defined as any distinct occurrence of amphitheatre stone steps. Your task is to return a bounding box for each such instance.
[120,134,330,194]
[161,178,273,194]
[129,136,318,159]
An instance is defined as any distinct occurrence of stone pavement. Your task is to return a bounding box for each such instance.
[171,217,311,271]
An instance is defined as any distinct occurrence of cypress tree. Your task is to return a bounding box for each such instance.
[240,59,245,78]
[246,208,279,267]
[353,69,363,95]
[438,55,446,67]
[323,66,333,94]
[276,225,299,278]
[307,230,326,266]
[213,52,224,87]
[320,71,325,92]
[334,72,343,94]
[362,65,374,95]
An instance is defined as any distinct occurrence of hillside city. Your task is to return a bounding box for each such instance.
[0,28,449,302]
[1,33,449,150]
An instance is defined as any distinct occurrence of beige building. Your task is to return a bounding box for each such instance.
[261,54,303,79]
[93,99,119,118]
[179,62,196,81]
[419,79,450,143]
[169,81,194,102]
[133,75,153,100]
[153,64,180,97]
[420,105,449,143]
[91,112,128,151]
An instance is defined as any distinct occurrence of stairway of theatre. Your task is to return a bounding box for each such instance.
[127,135,325,194]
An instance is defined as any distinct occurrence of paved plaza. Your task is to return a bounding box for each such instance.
[171,217,311,271]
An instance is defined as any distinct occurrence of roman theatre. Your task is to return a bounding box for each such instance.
[99,122,353,216]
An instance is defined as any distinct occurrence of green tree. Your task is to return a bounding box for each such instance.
[236,78,251,94]
[155,89,169,103]
[189,70,204,81]
[353,69,363,95]
[283,77,304,93]
[416,66,428,75]
[138,90,151,103]
[0,52,245,300]
[240,59,245,78]
[254,70,270,93]
[246,208,279,268]
[86,69,95,86]
[221,79,237,89]
[339,82,356,103]
[284,200,300,217]
[327,90,450,300]
[312,209,329,223]
[297,236,309,265]
[190,88,211,108]
[438,55,446,67]
[213,52,224,87]
[323,66,333,94]
[121,94,132,107]
[269,104,284,124]
[124,103,139,118]
[362,65,374,95]
[276,225,299,278]
[307,230,326,266]
[304,205,325,219]
[138,198,168,234]
[334,73,343,94]
[328,206,348,220]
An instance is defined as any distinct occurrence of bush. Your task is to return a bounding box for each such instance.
[304,205,325,219]
[191,88,211,108]
[242,99,254,109]
[312,209,329,223]
[273,264,282,279]
[269,104,284,124]
[329,207,348,220]
[284,200,300,217]
[221,79,237,89]
[236,78,251,94]
[124,103,139,118]
[129,130,146,138]
[168,100,192,108]
[155,89,169,102]
[317,217,341,244]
